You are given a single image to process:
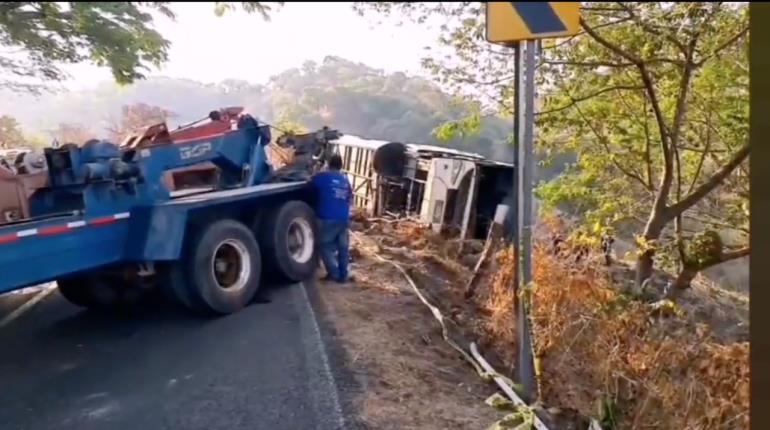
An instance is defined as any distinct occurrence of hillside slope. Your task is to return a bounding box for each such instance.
[0,56,514,163]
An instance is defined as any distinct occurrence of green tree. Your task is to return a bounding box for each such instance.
[0,2,281,93]
[538,3,749,292]
[355,2,750,293]
[0,115,26,148]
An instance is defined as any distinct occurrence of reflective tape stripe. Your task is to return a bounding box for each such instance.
[17,229,37,237]
[0,234,18,244]
[0,212,131,245]
[38,225,70,236]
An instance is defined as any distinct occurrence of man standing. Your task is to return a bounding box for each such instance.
[311,154,353,283]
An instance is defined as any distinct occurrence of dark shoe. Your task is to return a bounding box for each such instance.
[336,275,355,284]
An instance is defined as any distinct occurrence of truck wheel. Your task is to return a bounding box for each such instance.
[57,271,155,311]
[56,277,92,308]
[259,200,318,283]
[159,263,205,312]
[170,219,262,315]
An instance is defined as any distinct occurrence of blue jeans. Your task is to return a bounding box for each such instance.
[319,219,350,282]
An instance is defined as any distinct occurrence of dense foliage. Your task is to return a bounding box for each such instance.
[355,2,749,291]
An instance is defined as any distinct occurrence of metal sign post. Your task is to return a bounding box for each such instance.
[515,38,539,403]
[486,1,581,405]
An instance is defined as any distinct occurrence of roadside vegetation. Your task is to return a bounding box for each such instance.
[331,215,747,429]
[0,2,749,429]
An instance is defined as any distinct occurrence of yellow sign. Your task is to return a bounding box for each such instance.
[486,2,581,44]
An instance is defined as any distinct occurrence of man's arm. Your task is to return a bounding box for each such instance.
[309,173,323,207]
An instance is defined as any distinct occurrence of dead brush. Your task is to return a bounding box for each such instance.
[357,217,748,429]
[479,246,518,367]
[461,214,748,429]
[527,246,749,429]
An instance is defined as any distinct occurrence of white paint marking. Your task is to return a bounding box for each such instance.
[114,212,130,220]
[67,221,86,228]
[83,401,120,420]
[296,282,347,430]
[0,283,57,329]
[16,228,38,237]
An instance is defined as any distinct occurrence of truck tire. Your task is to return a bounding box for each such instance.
[258,200,318,283]
[56,277,92,308]
[159,263,205,312]
[57,271,155,311]
[167,219,262,315]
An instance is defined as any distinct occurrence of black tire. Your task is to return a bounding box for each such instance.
[159,263,205,312]
[166,219,262,315]
[258,200,318,283]
[56,277,92,308]
[57,270,156,311]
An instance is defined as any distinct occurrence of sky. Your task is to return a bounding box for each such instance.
[61,2,442,90]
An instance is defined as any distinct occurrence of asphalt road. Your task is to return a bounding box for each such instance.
[0,282,347,430]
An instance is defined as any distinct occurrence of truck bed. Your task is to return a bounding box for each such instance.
[0,181,310,294]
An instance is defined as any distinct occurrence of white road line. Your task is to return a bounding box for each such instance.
[0,284,57,329]
[296,282,347,430]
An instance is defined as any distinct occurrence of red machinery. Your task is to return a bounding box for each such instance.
[119,107,248,190]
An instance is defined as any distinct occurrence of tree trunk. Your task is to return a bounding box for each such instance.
[673,265,698,290]
[634,214,667,288]
[635,250,655,288]
[669,247,750,299]
[662,265,699,300]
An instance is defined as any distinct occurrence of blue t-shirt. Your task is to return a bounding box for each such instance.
[311,170,352,221]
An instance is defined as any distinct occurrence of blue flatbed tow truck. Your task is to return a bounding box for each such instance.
[0,114,325,315]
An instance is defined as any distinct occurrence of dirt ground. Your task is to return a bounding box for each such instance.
[315,244,505,430]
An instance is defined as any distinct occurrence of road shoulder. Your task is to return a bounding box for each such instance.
[306,262,503,430]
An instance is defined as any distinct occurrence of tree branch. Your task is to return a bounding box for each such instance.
[687,107,714,195]
[573,102,653,192]
[684,213,749,235]
[543,60,634,68]
[580,17,642,63]
[667,142,750,218]
[456,75,515,86]
[721,247,750,263]
[580,17,673,214]
[536,85,644,116]
[617,2,689,54]
[695,25,749,67]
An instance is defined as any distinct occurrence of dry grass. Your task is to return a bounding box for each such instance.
[358,216,749,430]
[479,248,518,368]
[529,245,749,429]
